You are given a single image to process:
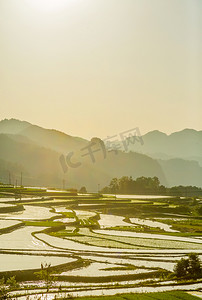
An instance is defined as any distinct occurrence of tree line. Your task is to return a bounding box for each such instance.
[101,176,202,196]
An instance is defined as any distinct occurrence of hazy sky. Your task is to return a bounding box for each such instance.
[0,0,201,139]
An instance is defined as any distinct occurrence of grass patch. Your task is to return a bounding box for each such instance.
[155,219,202,235]
[58,269,168,283]
[106,219,202,237]
[102,264,139,271]
[62,291,200,300]
[50,228,79,237]
[24,221,64,227]
[58,211,76,218]
[107,226,165,234]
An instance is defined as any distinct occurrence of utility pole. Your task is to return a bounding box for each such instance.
[21,172,23,187]
[9,172,11,185]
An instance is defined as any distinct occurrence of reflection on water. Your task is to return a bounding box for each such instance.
[98,213,136,228]
[94,229,202,244]
[104,194,174,199]
[0,253,75,272]
[129,218,178,232]
[0,205,58,220]
[15,282,202,300]
[1,195,202,299]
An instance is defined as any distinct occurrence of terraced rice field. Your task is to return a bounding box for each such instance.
[0,193,202,299]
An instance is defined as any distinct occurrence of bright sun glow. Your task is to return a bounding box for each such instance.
[27,0,70,12]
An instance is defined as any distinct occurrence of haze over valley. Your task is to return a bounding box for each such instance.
[0,118,202,190]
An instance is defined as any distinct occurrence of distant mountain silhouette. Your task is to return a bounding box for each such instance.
[0,133,167,189]
[124,129,202,166]
[158,158,202,187]
[0,118,88,153]
[0,119,201,189]
[0,118,31,134]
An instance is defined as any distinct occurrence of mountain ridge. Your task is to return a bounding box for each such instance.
[0,119,201,189]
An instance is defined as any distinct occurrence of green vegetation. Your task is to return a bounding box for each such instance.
[78,217,99,229]
[105,200,202,220]
[51,227,202,250]
[102,264,139,271]
[50,228,79,237]
[0,204,24,214]
[1,188,202,298]
[0,184,77,198]
[59,211,76,218]
[24,220,64,227]
[79,186,87,193]
[0,276,19,299]
[66,234,143,249]
[101,176,202,197]
[62,291,200,300]
[0,222,23,234]
[106,222,202,238]
[107,225,165,234]
[34,263,57,292]
[101,176,164,195]
[157,219,202,235]
[174,253,202,280]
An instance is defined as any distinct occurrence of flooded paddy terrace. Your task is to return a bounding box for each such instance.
[0,192,202,298]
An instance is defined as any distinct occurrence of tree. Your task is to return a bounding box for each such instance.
[5,276,19,291]
[174,253,202,279]
[118,176,131,194]
[0,276,19,299]
[109,178,119,193]
[0,277,7,299]
[188,253,202,278]
[174,258,189,278]
[35,263,57,292]
[196,205,202,215]
[79,186,87,193]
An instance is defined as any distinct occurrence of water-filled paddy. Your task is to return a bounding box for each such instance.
[98,214,135,228]
[61,261,153,277]
[36,232,140,253]
[0,205,58,220]
[129,218,178,232]
[0,219,22,229]
[53,207,73,213]
[0,203,15,208]
[53,217,75,223]
[1,193,202,299]
[104,194,174,199]
[14,282,202,300]
[94,229,202,245]
[74,210,97,219]
[0,226,52,250]
[0,253,75,272]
